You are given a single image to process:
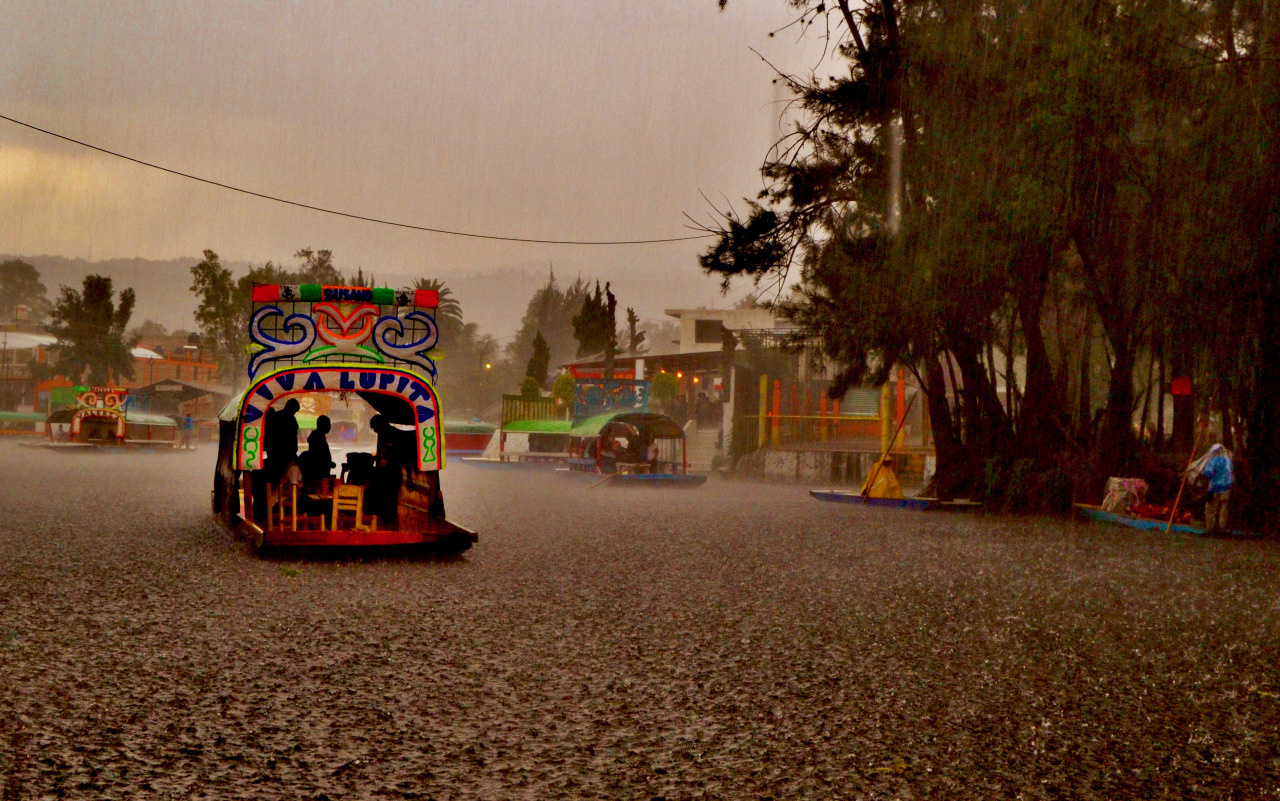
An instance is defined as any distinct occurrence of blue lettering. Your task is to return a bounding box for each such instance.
[416,405,435,423]
[255,385,274,401]
[396,376,410,395]
[359,372,377,390]
[340,372,356,389]
[379,373,396,390]
[276,373,296,391]
[323,288,336,301]
[243,405,263,423]
[407,382,431,403]
[303,372,324,391]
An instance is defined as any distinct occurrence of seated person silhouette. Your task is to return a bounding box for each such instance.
[300,414,336,484]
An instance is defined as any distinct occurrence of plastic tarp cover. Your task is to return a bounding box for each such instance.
[1101,477,1149,513]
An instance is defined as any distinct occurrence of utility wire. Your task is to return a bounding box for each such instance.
[0,112,716,247]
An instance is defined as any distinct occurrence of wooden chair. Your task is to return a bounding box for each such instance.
[331,484,377,532]
[272,483,324,532]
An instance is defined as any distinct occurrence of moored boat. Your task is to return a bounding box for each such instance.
[562,411,706,488]
[810,489,981,510]
[1074,504,1255,538]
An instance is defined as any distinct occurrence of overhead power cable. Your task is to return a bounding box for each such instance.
[0,112,715,246]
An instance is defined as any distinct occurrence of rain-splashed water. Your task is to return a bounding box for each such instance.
[0,441,1277,798]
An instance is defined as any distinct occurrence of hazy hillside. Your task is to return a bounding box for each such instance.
[3,254,733,345]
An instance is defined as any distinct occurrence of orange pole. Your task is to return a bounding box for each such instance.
[896,369,906,425]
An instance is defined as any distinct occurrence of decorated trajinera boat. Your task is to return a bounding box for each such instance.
[43,386,180,448]
[563,411,707,487]
[212,283,477,552]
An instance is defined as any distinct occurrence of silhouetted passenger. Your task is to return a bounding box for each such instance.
[301,415,334,483]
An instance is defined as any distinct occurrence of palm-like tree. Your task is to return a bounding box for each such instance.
[412,277,464,346]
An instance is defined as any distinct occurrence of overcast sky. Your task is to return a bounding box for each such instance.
[0,1,830,331]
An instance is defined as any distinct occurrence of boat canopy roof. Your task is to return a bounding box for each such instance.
[503,419,572,434]
[0,411,45,422]
[128,412,178,427]
[571,412,684,439]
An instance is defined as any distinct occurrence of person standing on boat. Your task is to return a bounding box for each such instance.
[1187,443,1234,534]
[264,399,301,480]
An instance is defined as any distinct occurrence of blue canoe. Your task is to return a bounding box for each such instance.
[809,489,982,511]
[1074,504,1256,537]
[558,467,707,488]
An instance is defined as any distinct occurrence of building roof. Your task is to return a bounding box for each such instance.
[0,330,162,361]
[131,378,235,402]
[0,331,56,350]
[561,349,724,372]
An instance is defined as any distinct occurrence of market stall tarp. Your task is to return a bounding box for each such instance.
[503,419,572,434]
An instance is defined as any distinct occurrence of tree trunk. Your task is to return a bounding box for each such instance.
[1014,258,1062,454]
[1077,310,1093,446]
[1101,338,1138,465]
[1156,333,1166,450]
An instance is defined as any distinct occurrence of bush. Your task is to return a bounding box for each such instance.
[651,371,679,407]
[520,376,542,400]
[551,372,576,410]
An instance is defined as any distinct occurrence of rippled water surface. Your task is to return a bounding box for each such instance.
[1,441,1278,799]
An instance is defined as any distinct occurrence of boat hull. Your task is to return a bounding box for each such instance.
[559,468,707,488]
[236,513,477,549]
[1074,504,1255,537]
[809,489,981,511]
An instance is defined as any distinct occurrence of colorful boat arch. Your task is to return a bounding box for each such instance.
[70,408,126,438]
[233,365,444,472]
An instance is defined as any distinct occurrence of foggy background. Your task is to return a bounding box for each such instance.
[0,0,827,341]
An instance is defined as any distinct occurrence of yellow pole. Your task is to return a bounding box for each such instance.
[880,383,892,456]
[771,380,782,446]
[759,374,768,450]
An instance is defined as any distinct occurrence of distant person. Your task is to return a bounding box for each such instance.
[1187,443,1234,534]
[861,454,904,499]
[601,437,620,474]
[181,414,195,449]
[301,415,335,483]
[671,396,689,427]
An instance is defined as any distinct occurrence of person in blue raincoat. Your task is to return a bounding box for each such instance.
[1187,443,1234,533]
